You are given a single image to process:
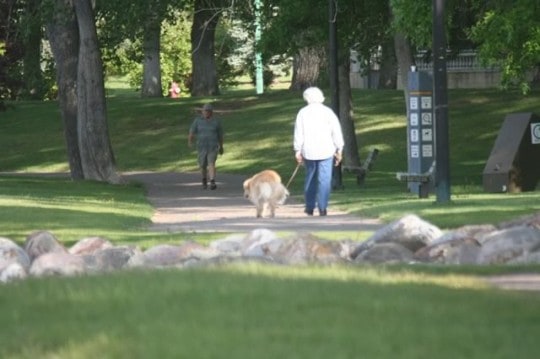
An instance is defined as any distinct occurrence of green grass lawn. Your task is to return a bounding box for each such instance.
[1,81,540,358]
[2,265,540,359]
[1,83,539,243]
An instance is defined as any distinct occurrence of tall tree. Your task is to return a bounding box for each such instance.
[191,0,222,96]
[46,0,84,179]
[141,3,163,97]
[21,0,45,99]
[73,0,120,183]
[290,46,325,91]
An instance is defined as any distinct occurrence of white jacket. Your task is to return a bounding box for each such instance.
[294,102,344,160]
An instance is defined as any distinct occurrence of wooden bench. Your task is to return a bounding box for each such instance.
[343,148,379,185]
[396,161,436,198]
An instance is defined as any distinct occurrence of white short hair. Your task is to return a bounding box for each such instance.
[302,87,325,104]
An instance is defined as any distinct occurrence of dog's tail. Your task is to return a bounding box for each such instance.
[273,183,289,204]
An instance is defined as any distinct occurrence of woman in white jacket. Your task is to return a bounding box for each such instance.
[293,87,344,216]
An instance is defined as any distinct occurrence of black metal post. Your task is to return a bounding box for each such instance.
[432,0,451,202]
[329,0,343,189]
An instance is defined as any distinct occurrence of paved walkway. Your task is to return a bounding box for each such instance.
[124,171,384,233]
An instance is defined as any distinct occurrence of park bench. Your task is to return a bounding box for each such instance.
[343,148,379,185]
[396,161,436,198]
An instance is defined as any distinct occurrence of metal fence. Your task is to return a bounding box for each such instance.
[415,50,498,72]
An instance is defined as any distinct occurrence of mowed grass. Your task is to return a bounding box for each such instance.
[1,81,540,358]
[2,266,540,359]
[1,84,539,244]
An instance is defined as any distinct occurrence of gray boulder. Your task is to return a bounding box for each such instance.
[270,232,348,265]
[24,230,66,261]
[127,241,217,268]
[69,236,114,255]
[0,237,31,272]
[0,263,28,283]
[477,226,540,264]
[30,252,88,277]
[413,224,493,264]
[83,246,141,272]
[355,242,414,264]
[351,214,442,258]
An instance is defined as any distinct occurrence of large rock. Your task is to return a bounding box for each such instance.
[83,246,141,272]
[69,236,114,255]
[24,230,66,261]
[413,224,494,264]
[477,226,540,264]
[127,241,217,268]
[0,237,31,272]
[351,214,442,258]
[354,242,414,264]
[30,252,88,277]
[209,229,280,257]
[0,263,28,283]
[270,233,349,265]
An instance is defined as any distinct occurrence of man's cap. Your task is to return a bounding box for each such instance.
[203,103,213,111]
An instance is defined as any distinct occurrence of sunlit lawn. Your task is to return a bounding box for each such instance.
[1,81,540,358]
[2,265,540,359]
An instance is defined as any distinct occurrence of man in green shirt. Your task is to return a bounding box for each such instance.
[188,103,224,190]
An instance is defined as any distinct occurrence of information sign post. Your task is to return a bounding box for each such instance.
[406,70,435,197]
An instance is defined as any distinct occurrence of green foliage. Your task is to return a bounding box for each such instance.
[102,12,193,95]
[390,0,433,48]
[160,13,193,93]
[214,18,246,88]
[470,0,540,93]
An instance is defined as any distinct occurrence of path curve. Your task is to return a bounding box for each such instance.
[124,171,383,233]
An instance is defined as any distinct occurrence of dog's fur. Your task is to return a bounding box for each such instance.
[243,170,289,218]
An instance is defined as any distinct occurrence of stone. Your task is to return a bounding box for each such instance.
[127,241,216,268]
[83,246,141,272]
[477,226,540,264]
[0,237,31,272]
[69,236,114,255]
[24,230,66,261]
[30,252,88,277]
[355,242,414,264]
[351,214,443,258]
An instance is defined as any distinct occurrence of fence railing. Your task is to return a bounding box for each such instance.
[415,50,498,72]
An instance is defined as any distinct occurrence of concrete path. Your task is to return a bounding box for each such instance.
[124,171,383,234]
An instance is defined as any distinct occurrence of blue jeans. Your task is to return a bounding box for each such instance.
[303,157,333,211]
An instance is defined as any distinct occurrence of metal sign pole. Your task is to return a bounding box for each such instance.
[433,0,451,202]
[329,0,343,189]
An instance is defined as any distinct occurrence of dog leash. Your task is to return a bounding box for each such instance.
[285,163,302,189]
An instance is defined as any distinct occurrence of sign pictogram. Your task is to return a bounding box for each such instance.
[531,123,540,144]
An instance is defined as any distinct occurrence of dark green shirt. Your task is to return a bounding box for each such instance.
[189,116,223,150]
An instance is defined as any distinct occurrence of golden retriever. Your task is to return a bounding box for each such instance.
[243,170,289,218]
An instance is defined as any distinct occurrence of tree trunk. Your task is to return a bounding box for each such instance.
[393,31,415,180]
[73,0,120,183]
[46,0,84,180]
[337,58,361,170]
[290,46,324,91]
[378,36,397,89]
[394,32,414,94]
[190,0,220,96]
[141,6,163,98]
[22,0,44,100]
